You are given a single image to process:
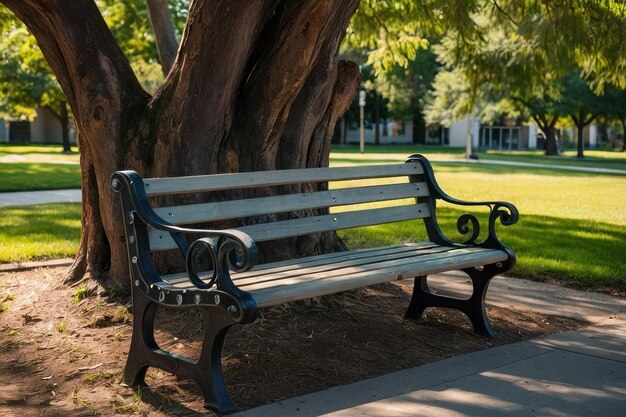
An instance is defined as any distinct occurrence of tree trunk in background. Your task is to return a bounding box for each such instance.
[544,127,559,156]
[576,125,584,158]
[374,93,380,145]
[46,102,72,152]
[622,118,626,152]
[2,0,361,286]
[145,0,178,75]
[60,101,71,153]
[572,112,596,159]
[532,114,559,156]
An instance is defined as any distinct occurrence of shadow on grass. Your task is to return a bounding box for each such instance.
[339,207,626,293]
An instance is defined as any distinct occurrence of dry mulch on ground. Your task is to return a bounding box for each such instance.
[0,266,586,416]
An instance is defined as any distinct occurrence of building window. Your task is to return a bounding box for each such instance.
[480,126,520,150]
[426,125,450,145]
[9,121,31,144]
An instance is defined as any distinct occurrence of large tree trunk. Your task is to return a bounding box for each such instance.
[3,0,361,287]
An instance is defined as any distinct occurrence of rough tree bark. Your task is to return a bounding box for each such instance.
[1,0,361,287]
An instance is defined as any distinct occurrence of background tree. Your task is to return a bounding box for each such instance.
[0,10,72,151]
[559,71,606,158]
[426,1,626,155]
[2,0,626,288]
[604,85,626,152]
[372,48,439,143]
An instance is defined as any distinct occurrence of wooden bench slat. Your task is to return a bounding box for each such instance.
[161,243,440,287]
[237,203,429,242]
[235,242,437,278]
[249,249,507,307]
[147,203,430,251]
[152,182,428,225]
[232,245,455,288]
[143,163,424,196]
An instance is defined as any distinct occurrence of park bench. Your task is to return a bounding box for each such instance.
[111,154,518,414]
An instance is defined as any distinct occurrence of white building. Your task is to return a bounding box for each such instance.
[0,107,75,145]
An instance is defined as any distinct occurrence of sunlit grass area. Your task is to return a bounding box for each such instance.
[0,144,79,163]
[330,144,626,171]
[0,162,81,192]
[0,144,81,192]
[330,150,626,292]
[0,203,81,263]
[478,149,626,170]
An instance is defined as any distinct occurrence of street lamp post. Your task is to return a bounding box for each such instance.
[359,90,366,154]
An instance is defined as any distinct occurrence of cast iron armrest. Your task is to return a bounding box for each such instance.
[111,170,258,297]
[406,154,519,251]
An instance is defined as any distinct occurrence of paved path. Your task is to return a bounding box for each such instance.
[430,158,626,175]
[234,277,626,417]
[0,189,81,207]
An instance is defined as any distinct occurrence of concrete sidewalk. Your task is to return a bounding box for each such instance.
[234,277,626,417]
[0,189,81,207]
[429,157,626,176]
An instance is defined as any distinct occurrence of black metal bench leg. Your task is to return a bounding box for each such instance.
[124,290,158,387]
[124,289,237,414]
[404,268,497,337]
[462,267,496,337]
[404,275,431,323]
[190,307,236,414]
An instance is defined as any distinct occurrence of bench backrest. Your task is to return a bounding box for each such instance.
[141,162,432,252]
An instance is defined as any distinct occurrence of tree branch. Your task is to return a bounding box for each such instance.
[145,0,179,75]
[492,0,519,26]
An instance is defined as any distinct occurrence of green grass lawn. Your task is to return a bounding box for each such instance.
[330,144,626,171]
[0,144,79,163]
[329,150,626,293]
[0,144,81,192]
[0,203,81,263]
[0,162,82,192]
[478,149,626,170]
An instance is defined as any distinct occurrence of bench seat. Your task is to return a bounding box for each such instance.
[159,242,508,307]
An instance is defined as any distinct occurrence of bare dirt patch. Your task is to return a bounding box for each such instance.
[1,266,586,416]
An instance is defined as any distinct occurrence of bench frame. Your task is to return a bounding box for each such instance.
[111,154,518,413]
